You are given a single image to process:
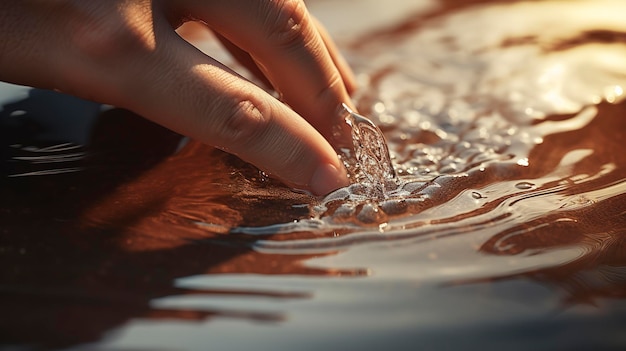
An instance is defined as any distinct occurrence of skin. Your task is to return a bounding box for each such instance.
[0,0,356,195]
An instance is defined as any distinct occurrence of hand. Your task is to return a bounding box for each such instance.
[0,0,356,195]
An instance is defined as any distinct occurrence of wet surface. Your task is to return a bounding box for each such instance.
[2,0,626,350]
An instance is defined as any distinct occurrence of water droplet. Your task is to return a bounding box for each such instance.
[604,85,624,103]
[380,199,408,215]
[334,203,357,218]
[357,203,388,224]
[373,101,386,113]
[515,182,535,190]
[471,191,485,199]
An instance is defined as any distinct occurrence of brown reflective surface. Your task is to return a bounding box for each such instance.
[2,0,626,350]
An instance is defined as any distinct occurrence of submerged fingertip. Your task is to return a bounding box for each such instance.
[309,162,350,196]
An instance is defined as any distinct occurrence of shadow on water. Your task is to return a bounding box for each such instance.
[0,87,331,349]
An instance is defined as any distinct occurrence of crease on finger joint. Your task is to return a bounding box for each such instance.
[264,0,309,50]
[214,99,270,150]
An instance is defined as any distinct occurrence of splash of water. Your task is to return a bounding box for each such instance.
[313,104,432,224]
[341,103,396,185]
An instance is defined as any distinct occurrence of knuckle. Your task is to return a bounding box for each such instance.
[263,0,309,49]
[209,98,271,150]
[316,71,344,101]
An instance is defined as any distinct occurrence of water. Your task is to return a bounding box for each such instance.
[2,0,626,350]
[339,103,396,184]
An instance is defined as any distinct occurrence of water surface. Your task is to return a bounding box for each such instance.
[1,0,626,350]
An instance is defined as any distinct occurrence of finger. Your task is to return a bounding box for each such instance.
[311,16,357,95]
[213,32,273,90]
[216,16,359,97]
[182,0,354,142]
[213,15,358,98]
[120,26,349,195]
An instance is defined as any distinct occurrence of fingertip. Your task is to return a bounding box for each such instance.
[309,162,350,196]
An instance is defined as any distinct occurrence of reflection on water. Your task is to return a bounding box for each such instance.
[2,0,626,350]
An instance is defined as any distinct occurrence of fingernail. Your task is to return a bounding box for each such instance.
[310,163,350,196]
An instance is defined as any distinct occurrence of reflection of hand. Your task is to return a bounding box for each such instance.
[0,0,355,195]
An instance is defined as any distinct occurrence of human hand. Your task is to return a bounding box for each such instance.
[0,0,356,195]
